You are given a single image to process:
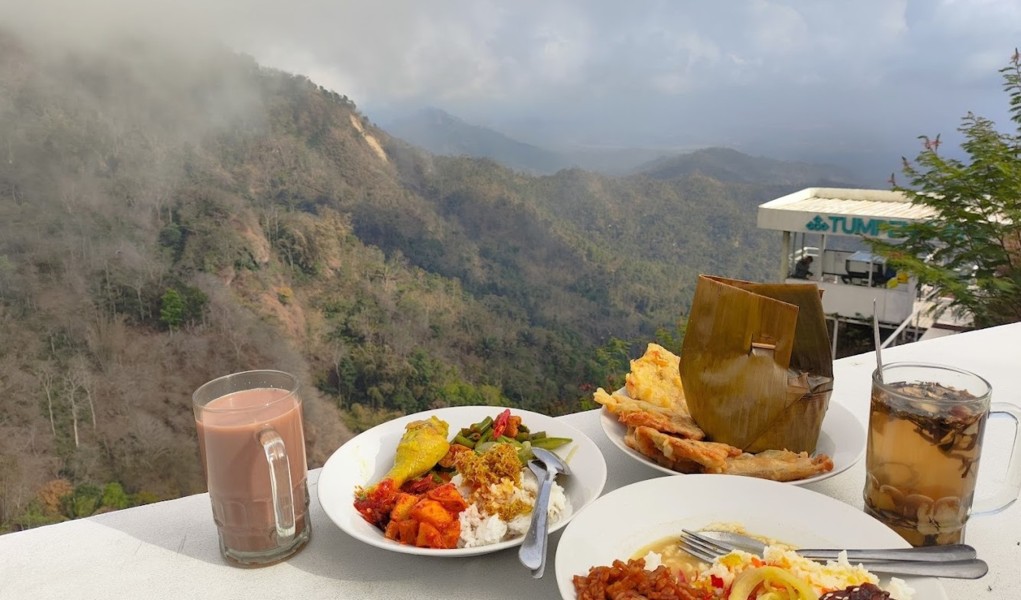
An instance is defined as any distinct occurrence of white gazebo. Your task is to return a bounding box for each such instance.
[757,187,949,353]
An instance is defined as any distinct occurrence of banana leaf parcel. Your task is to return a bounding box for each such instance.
[679,275,833,453]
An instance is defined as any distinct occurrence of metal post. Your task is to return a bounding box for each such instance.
[831,317,839,358]
[818,233,828,282]
[781,231,791,280]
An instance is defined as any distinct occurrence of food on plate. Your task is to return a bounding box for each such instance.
[352,409,572,550]
[574,528,914,600]
[450,409,572,461]
[382,483,467,548]
[687,545,913,599]
[572,558,704,600]
[595,387,705,440]
[596,344,834,482]
[631,426,834,481]
[680,276,834,454]
[382,416,451,489]
[818,583,897,599]
[624,342,686,409]
[624,425,735,473]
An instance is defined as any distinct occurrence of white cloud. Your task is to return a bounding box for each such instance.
[3,0,1019,177]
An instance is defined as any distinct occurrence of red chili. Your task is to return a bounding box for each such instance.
[491,409,511,439]
[710,575,724,589]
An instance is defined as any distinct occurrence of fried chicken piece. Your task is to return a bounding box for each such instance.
[632,426,834,482]
[595,388,705,440]
[722,449,835,482]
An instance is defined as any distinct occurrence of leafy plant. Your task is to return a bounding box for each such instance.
[61,483,102,519]
[159,288,185,330]
[870,51,1021,328]
[159,286,208,330]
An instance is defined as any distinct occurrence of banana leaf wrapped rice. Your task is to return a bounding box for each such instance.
[680,275,834,454]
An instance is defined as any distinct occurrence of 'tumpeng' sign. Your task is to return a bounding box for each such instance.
[804,215,909,238]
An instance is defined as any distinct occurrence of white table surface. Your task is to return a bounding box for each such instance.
[3,322,1020,599]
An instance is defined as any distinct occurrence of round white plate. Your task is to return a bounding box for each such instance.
[554,474,946,600]
[599,395,865,485]
[317,406,607,556]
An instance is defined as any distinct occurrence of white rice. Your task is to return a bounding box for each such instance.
[456,468,571,548]
[458,504,508,547]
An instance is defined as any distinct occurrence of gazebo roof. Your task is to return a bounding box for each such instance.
[757,187,936,238]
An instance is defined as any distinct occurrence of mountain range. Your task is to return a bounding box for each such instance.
[382,107,860,185]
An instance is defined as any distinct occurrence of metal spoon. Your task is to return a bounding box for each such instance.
[518,447,570,578]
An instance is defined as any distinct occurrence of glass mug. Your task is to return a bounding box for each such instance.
[863,362,1021,546]
[193,370,311,566]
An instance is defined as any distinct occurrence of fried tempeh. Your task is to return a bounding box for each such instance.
[595,388,705,440]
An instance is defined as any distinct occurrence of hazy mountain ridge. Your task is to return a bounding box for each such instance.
[0,31,832,530]
[381,108,864,187]
[383,107,574,175]
[630,146,860,186]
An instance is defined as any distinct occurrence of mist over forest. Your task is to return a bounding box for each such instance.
[0,26,874,531]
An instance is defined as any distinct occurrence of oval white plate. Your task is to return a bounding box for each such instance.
[554,474,946,600]
[317,406,607,556]
[599,395,865,485]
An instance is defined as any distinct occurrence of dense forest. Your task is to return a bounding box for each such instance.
[0,31,849,531]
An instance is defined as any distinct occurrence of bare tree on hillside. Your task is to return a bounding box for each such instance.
[71,356,97,430]
[113,240,166,323]
[35,366,58,437]
[61,361,94,447]
[199,276,254,370]
[130,412,174,471]
[86,313,126,371]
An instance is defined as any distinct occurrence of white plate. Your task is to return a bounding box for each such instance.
[317,406,607,556]
[599,394,865,485]
[554,474,947,600]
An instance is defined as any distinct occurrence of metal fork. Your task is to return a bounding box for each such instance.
[678,529,989,579]
[680,529,977,562]
[518,447,571,579]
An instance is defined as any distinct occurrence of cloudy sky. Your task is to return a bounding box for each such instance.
[5,0,1021,181]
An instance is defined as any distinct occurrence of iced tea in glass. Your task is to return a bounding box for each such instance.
[863,362,1021,546]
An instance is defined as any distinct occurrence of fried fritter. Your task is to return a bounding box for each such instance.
[595,387,705,440]
[722,449,835,482]
[623,427,702,473]
[631,426,740,473]
[624,343,685,409]
[633,426,834,481]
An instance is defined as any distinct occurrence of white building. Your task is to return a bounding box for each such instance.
[757,187,962,353]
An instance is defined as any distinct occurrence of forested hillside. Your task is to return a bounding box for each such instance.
[0,31,810,530]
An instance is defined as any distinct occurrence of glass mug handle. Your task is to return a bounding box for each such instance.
[972,402,1021,516]
[259,428,296,539]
